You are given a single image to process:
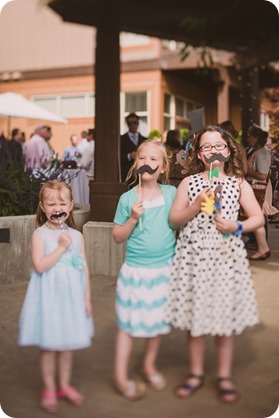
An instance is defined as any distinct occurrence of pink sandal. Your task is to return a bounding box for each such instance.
[57,386,85,406]
[40,390,58,413]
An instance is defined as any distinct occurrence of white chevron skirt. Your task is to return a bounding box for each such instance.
[116,262,171,337]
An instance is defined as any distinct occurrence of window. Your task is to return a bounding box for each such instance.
[32,93,95,118]
[120,32,150,47]
[260,111,269,131]
[175,97,185,118]
[164,93,203,130]
[125,92,147,113]
[61,96,85,117]
[164,93,173,130]
[186,101,194,113]
[33,97,57,114]
[121,91,149,136]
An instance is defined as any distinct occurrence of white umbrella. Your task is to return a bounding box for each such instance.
[0,92,67,135]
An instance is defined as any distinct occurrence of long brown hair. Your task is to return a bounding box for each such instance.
[125,139,172,187]
[36,180,77,229]
[187,125,244,178]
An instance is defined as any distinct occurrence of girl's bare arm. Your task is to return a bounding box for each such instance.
[112,200,143,243]
[80,232,92,317]
[32,229,71,274]
[239,179,265,231]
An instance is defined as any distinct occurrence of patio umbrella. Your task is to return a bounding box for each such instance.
[0,92,67,135]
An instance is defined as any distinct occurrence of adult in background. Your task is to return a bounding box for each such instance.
[7,128,24,167]
[265,137,279,223]
[219,120,247,174]
[25,125,52,170]
[0,133,7,167]
[80,129,95,182]
[165,129,184,187]
[63,134,80,162]
[246,124,274,260]
[120,113,146,182]
[77,130,90,155]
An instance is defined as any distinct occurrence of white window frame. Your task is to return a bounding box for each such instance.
[32,93,95,118]
[121,90,150,136]
[164,92,203,128]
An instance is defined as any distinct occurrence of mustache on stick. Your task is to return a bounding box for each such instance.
[50,212,67,220]
[135,165,159,175]
[204,153,230,163]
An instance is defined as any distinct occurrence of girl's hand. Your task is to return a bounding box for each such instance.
[214,216,239,234]
[58,232,72,250]
[85,297,93,317]
[131,200,144,221]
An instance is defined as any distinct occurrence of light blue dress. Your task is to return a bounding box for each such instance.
[19,226,94,351]
[114,184,176,338]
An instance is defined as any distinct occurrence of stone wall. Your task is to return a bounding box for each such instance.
[83,221,125,277]
[0,205,90,284]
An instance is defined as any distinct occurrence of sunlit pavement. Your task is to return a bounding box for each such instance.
[0,224,278,418]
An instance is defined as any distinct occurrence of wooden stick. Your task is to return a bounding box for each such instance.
[209,162,212,180]
[138,174,143,231]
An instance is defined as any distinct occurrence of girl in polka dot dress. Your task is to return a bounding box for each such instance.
[165,125,264,403]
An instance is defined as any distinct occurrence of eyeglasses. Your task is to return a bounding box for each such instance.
[199,143,228,152]
[128,120,139,126]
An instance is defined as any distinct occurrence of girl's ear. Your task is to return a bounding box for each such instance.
[70,200,74,211]
[197,151,202,161]
[39,201,44,212]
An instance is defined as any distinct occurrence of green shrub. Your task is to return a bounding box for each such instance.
[147,130,163,140]
[0,143,77,216]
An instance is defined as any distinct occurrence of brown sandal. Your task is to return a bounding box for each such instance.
[217,377,239,403]
[175,374,204,399]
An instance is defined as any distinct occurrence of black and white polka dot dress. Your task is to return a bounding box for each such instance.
[165,174,260,337]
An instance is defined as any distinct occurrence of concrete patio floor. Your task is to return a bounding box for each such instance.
[0,224,278,418]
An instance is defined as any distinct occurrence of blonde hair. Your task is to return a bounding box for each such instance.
[36,180,77,229]
[125,139,172,186]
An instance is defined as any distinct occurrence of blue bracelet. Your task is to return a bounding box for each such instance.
[232,221,243,237]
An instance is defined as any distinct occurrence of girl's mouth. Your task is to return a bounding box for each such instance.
[50,212,67,220]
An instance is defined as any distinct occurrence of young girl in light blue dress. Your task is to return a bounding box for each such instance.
[113,139,176,400]
[19,180,94,413]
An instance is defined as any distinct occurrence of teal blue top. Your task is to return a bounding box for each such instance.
[114,184,176,268]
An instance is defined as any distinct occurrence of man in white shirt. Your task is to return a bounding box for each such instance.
[80,129,95,181]
[25,125,52,169]
[77,130,90,155]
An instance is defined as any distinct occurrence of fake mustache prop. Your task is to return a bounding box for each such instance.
[204,153,230,163]
[50,212,67,230]
[135,165,159,174]
[50,212,67,220]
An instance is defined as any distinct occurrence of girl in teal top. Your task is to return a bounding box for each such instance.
[113,139,176,400]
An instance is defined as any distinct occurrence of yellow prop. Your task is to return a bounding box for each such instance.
[201,192,215,215]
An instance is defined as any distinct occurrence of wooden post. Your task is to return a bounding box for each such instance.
[241,66,260,147]
[90,7,126,221]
